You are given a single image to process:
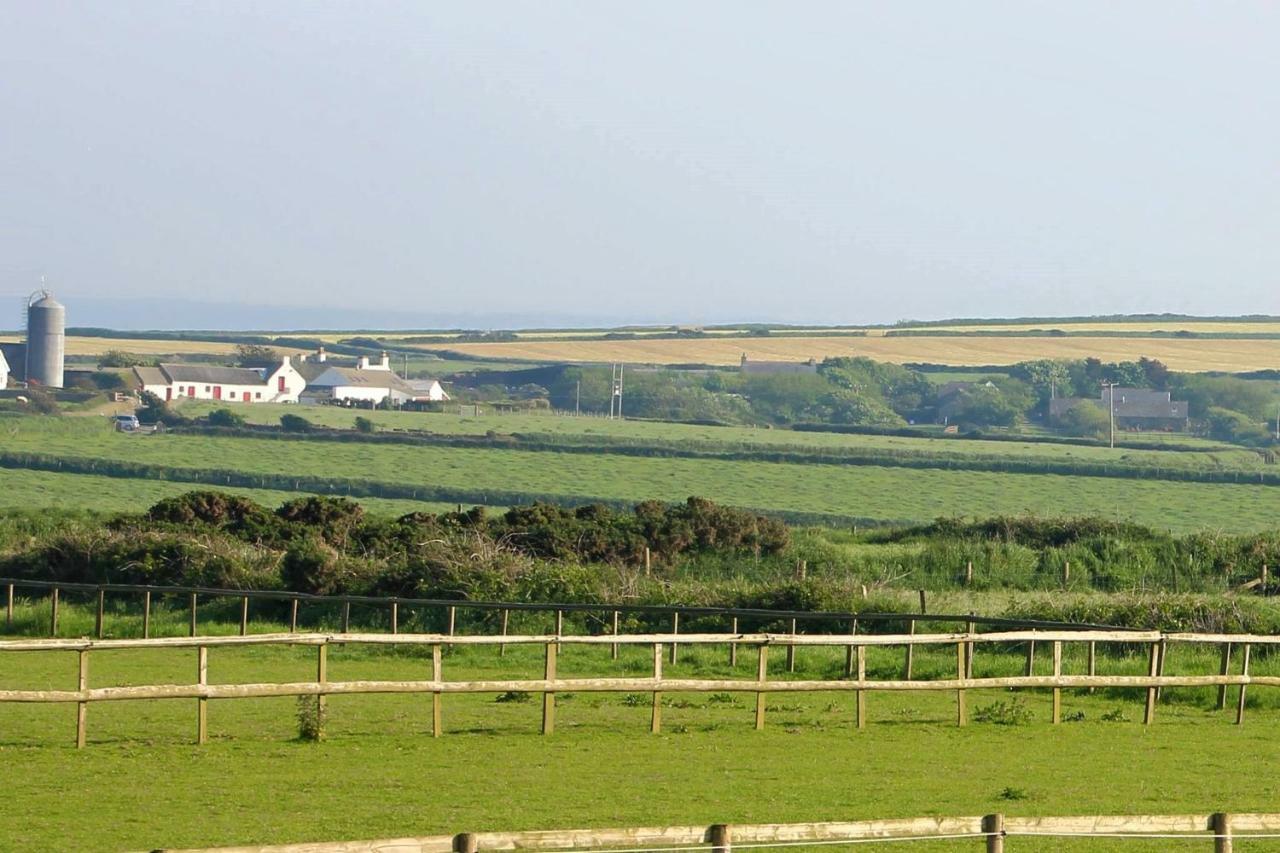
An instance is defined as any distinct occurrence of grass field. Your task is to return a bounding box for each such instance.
[428,334,1280,371]
[5,417,1280,530]
[3,606,1280,852]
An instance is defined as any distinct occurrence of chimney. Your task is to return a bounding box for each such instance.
[357,356,370,370]
[298,353,308,363]
[379,351,390,370]
[281,355,291,367]
[317,346,327,363]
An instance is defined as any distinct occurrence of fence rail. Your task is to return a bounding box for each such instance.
[162,812,1279,852]
[0,629,1268,748]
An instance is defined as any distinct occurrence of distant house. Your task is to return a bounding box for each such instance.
[739,354,818,376]
[0,343,23,384]
[935,380,996,423]
[1049,387,1190,432]
[132,357,307,404]
[300,352,448,406]
[0,347,8,388]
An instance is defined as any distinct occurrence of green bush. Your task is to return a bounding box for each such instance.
[280,413,314,433]
[207,408,246,428]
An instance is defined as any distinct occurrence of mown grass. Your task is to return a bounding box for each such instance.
[5,418,1280,531]
[4,607,1280,852]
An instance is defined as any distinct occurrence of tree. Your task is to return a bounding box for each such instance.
[1058,402,1110,439]
[208,408,246,428]
[1204,407,1272,446]
[354,416,376,434]
[951,385,1022,427]
[234,344,278,369]
[1138,357,1170,390]
[99,350,145,368]
[280,413,314,432]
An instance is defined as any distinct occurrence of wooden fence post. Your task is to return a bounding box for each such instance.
[1235,644,1251,726]
[431,643,443,737]
[729,616,739,668]
[555,609,564,636]
[709,823,732,853]
[189,592,198,637]
[651,642,663,734]
[1143,641,1159,725]
[644,546,651,576]
[1217,642,1233,710]
[1051,640,1062,724]
[5,582,12,628]
[341,600,351,633]
[844,618,857,678]
[786,618,797,673]
[611,610,620,660]
[917,589,927,613]
[956,641,967,727]
[239,596,249,636]
[76,649,89,749]
[50,586,59,637]
[289,598,299,633]
[142,590,151,640]
[390,600,399,635]
[965,615,975,679]
[1025,639,1036,676]
[1087,640,1096,694]
[95,588,105,639]
[903,618,915,680]
[197,646,208,744]
[982,813,1004,853]
[316,642,328,725]
[965,561,973,586]
[1213,811,1233,853]
[1062,560,1070,587]
[755,645,768,731]
[855,644,867,730]
[542,641,557,735]
[501,609,511,658]
[1154,637,1168,702]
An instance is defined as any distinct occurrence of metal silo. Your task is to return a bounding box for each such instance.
[26,291,66,388]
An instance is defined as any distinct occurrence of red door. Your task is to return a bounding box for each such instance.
[213,386,222,400]
[165,387,173,401]
[188,386,196,397]
[278,376,287,393]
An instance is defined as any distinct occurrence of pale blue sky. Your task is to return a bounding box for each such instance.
[1,2,1277,329]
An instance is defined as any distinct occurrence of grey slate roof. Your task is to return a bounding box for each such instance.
[307,366,416,393]
[133,366,168,386]
[740,359,818,376]
[158,364,268,385]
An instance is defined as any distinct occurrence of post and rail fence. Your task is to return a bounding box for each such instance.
[0,627,1270,749]
[162,812,1279,852]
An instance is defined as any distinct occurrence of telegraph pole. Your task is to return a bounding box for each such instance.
[575,380,580,416]
[1101,381,1117,449]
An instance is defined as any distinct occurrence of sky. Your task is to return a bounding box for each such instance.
[1,2,1277,330]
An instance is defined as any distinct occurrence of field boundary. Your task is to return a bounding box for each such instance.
[162,811,1276,852]
[0,628,1267,747]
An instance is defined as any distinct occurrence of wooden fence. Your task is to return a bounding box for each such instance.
[162,812,1280,852]
[0,628,1270,748]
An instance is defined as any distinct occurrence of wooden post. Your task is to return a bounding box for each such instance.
[786,617,797,673]
[5,583,12,628]
[390,600,399,635]
[1263,564,1269,587]
[1143,641,1159,725]
[670,612,679,665]
[729,616,739,668]
[644,546,651,576]
[1025,639,1036,676]
[50,586,59,637]
[542,641,557,735]
[1087,640,1097,694]
[610,610,620,660]
[76,649,89,748]
[956,641,967,727]
[1217,642,1233,710]
[453,834,478,853]
[982,813,1004,853]
[1051,640,1062,725]
[1212,812,1233,853]
[239,595,249,636]
[844,618,858,677]
[903,618,915,680]
[754,645,768,731]
[501,609,511,658]
[709,824,732,853]
[289,598,299,633]
[431,643,442,737]
[1154,638,1168,702]
[1062,560,1070,587]
[1235,644,1251,726]
[189,592,197,637]
[316,642,328,732]
[95,588,105,639]
[917,589,927,613]
[965,615,975,679]
[795,559,807,580]
[855,644,867,730]
[142,590,151,640]
[341,600,351,633]
[651,642,663,734]
[197,646,208,744]
[555,609,564,636]
[965,561,973,586]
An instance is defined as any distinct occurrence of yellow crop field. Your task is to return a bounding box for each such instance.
[430,335,1280,372]
[0,336,280,357]
[898,321,1280,334]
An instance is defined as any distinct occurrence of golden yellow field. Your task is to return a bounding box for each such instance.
[430,335,1280,372]
[0,336,280,357]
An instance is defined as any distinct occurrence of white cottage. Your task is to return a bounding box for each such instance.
[301,352,448,406]
[133,357,307,404]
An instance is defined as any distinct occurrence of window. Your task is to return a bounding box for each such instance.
[255,392,262,399]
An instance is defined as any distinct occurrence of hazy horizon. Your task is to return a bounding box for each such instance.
[3,3,1278,328]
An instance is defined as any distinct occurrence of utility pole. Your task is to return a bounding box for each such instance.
[575,380,580,416]
[1101,381,1117,449]
[609,363,624,419]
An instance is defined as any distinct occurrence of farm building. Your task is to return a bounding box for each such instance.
[299,352,449,406]
[132,357,307,404]
[1049,387,1190,431]
[0,348,8,387]
[739,354,818,375]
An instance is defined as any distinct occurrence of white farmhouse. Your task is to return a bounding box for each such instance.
[132,357,307,404]
[301,352,449,406]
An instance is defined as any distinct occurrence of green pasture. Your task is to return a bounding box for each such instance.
[4,418,1280,531]
[3,607,1280,851]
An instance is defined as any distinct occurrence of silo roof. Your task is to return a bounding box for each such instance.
[30,293,63,308]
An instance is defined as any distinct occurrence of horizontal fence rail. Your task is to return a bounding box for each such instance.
[0,629,1270,748]
[162,812,1280,852]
